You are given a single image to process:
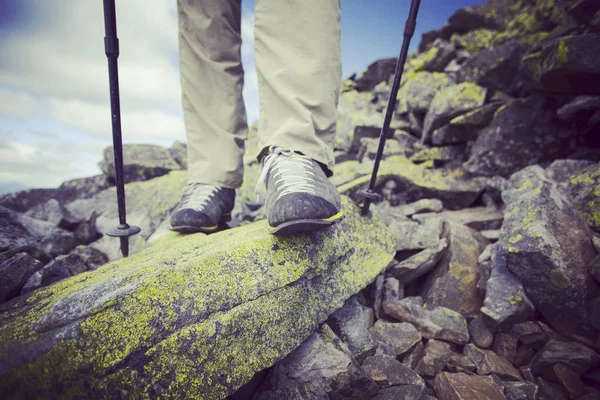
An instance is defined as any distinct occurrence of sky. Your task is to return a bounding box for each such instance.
[0,0,484,193]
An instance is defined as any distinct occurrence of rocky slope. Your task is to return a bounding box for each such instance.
[2,0,600,398]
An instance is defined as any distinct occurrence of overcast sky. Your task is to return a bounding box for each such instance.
[0,0,483,193]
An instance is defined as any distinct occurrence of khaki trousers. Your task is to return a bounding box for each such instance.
[177,0,341,188]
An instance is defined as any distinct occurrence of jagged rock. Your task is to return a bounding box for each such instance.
[434,372,506,400]
[420,39,456,72]
[531,340,600,384]
[255,324,378,400]
[0,196,394,399]
[468,314,494,349]
[520,34,600,95]
[552,363,587,398]
[370,274,385,319]
[422,82,487,144]
[99,144,181,185]
[409,144,466,164]
[20,270,43,295]
[492,333,519,365]
[389,239,448,283]
[464,343,521,381]
[431,103,501,145]
[354,58,396,92]
[67,171,187,260]
[393,198,443,217]
[537,377,569,400]
[327,296,376,363]
[512,322,546,345]
[368,321,421,358]
[562,164,600,231]
[169,141,187,169]
[388,217,444,252]
[383,297,469,345]
[73,212,102,246]
[370,385,425,400]
[0,253,44,304]
[0,175,109,214]
[0,206,76,257]
[557,96,600,121]
[402,340,424,370]
[357,137,405,162]
[420,223,487,317]
[382,277,401,303]
[503,381,538,400]
[450,28,499,53]
[396,71,456,115]
[546,159,596,183]
[34,253,88,287]
[0,245,52,265]
[361,352,425,388]
[481,230,500,241]
[338,156,486,210]
[457,40,525,93]
[465,97,573,178]
[481,247,535,329]
[24,199,81,229]
[446,353,477,374]
[413,207,503,231]
[514,345,536,368]
[415,339,455,377]
[496,166,599,344]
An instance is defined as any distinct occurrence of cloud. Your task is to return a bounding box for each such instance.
[0,89,44,118]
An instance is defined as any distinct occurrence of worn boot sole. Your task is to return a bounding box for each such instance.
[270,212,344,236]
[170,213,231,234]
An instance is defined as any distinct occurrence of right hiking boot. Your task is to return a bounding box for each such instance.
[170,183,235,233]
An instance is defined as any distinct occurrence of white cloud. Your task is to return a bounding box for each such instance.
[0,89,44,119]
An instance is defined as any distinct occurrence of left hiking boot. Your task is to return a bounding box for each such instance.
[170,183,235,233]
[255,146,343,235]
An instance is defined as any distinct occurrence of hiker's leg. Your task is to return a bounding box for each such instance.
[177,0,247,188]
[254,0,342,176]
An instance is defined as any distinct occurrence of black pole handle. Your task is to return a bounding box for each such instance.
[359,0,421,215]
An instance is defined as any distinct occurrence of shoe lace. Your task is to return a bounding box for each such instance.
[254,146,318,202]
[180,183,219,209]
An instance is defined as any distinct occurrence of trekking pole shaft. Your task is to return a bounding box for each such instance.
[361,0,421,214]
[103,0,127,226]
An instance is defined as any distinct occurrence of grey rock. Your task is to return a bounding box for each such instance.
[357,137,407,162]
[496,166,599,344]
[557,96,600,121]
[420,223,488,317]
[370,385,425,400]
[25,199,81,229]
[468,314,494,349]
[382,277,401,303]
[20,270,43,295]
[99,144,181,185]
[531,340,600,383]
[511,321,546,345]
[402,340,425,370]
[445,353,477,374]
[354,58,396,92]
[513,344,536,368]
[0,253,44,303]
[415,339,455,377]
[562,164,600,231]
[393,198,444,217]
[388,217,444,252]
[465,97,573,178]
[434,372,506,400]
[396,71,456,115]
[480,230,501,241]
[492,333,519,365]
[431,103,501,146]
[38,253,88,286]
[371,274,385,319]
[503,381,538,400]
[361,352,425,388]
[409,144,466,164]
[481,247,535,330]
[328,296,376,363]
[545,159,596,183]
[537,377,569,400]
[383,297,469,345]
[413,207,503,231]
[369,320,422,357]
[169,140,187,169]
[464,343,521,381]
[389,239,448,283]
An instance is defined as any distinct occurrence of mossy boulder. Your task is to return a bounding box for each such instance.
[0,196,394,399]
[422,82,487,144]
[497,166,599,344]
[520,34,600,95]
[396,72,455,116]
[562,164,600,232]
[431,103,501,146]
[337,156,486,210]
[354,58,397,92]
[99,144,181,185]
[465,96,573,178]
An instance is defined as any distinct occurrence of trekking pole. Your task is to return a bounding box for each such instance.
[358,0,421,215]
[102,0,140,257]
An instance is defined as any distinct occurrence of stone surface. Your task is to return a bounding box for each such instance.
[464,343,521,381]
[468,314,494,349]
[99,144,181,185]
[389,239,448,283]
[255,324,378,400]
[338,156,486,210]
[393,198,444,217]
[396,71,456,115]
[503,381,538,400]
[431,103,501,145]
[370,385,425,400]
[361,352,425,388]
[492,333,519,365]
[465,97,573,178]
[415,339,455,377]
[382,277,401,303]
[481,246,535,329]
[0,253,44,304]
[434,372,507,400]
[531,340,600,383]
[0,196,394,399]
[496,166,599,344]
[24,198,81,229]
[354,58,396,92]
[328,296,376,362]
[369,321,422,358]
[563,164,600,231]
[520,34,600,95]
[422,82,487,144]
[420,223,488,317]
[383,297,469,345]
[512,322,546,345]
[389,217,444,252]
[557,96,600,121]
[169,141,187,170]
[413,207,503,231]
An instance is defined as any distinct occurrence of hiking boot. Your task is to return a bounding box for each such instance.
[170,183,235,233]
[255,146,343,235]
